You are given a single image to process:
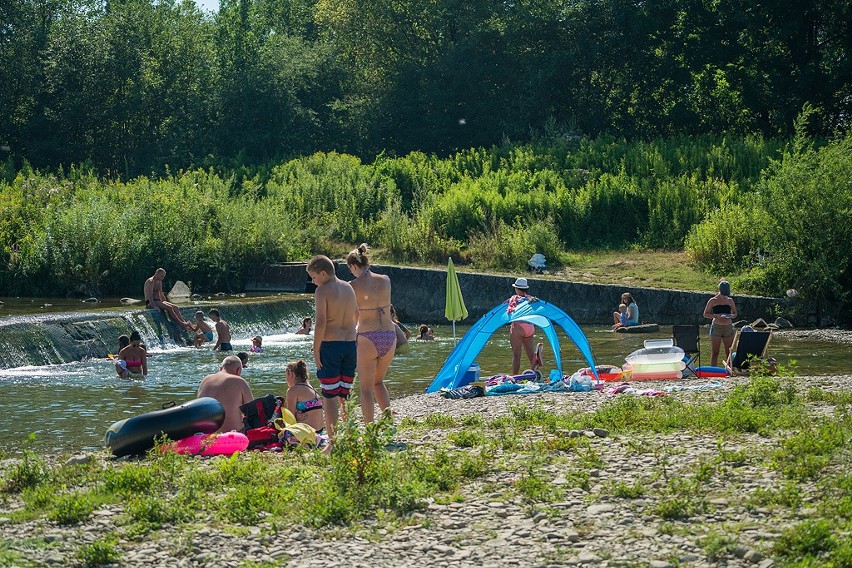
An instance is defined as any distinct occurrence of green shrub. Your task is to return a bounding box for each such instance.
[2,436,47,493]
[773,519,836,560]
[448,429,485,448]
[76,535,121,567]
[49,491,97,525]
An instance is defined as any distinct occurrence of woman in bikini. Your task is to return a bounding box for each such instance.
[118,330,148,378]
[284,360,325,433]
[703,280,738,366]
[507,277,539,375]
[347,243,395,424]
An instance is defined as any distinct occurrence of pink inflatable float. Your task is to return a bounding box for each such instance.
[173,431,249,456]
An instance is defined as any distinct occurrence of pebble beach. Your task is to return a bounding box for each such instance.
[1,328,850,568]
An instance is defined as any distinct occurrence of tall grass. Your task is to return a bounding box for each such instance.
[3,133,829,301]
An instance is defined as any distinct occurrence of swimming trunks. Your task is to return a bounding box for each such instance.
[510,322,535,338]
[202,331,214,341]
[358,330,396,358]
[217,342,233,351]
[316,340,357,399]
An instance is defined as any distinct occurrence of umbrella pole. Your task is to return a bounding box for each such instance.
[453,321,457,345]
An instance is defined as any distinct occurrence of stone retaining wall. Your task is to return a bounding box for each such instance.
[247,263,783,326]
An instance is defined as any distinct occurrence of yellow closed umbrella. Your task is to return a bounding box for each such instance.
[445,258,468,344]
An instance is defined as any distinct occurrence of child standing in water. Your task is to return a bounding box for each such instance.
[307,254,358,453]
[285,359,325,433]
[191,310,214,348]
[250,336,263,353]
[113,335,131,377]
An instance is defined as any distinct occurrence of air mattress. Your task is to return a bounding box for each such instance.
[105,397,225,457]
[625,346,685,365]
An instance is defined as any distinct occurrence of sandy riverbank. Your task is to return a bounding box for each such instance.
[1,373,850,568]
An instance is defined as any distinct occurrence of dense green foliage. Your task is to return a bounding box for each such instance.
[1,0,850,176]
[0,135,788,296]
[686,116,852,322]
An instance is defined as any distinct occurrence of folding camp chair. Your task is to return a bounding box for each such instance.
[672,325,700,376]
[727,330,772,374]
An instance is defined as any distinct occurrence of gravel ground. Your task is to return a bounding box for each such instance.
[1,373,850,568]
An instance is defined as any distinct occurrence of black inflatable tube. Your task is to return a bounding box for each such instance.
[105,397,225,457]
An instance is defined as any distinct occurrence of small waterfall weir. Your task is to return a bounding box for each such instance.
[0,296,314,369]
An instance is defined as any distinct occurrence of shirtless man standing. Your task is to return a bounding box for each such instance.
[196,355,253,433]
[307,255,358,451]
[208,308,232,351]
[144,268,192,329]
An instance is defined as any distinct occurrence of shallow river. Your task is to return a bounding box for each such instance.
[1,295,849,455]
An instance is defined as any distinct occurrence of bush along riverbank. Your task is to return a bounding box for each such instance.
[1,370,851,567]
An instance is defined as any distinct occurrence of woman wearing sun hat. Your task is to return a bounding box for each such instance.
[507,277,539,375]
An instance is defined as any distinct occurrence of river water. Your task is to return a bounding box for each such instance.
[1,295,849,455]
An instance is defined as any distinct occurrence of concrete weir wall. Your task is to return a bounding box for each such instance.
[247,263,783,326]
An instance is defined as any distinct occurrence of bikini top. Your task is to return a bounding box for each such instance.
[125,360,143,367]
[293,384,322,413]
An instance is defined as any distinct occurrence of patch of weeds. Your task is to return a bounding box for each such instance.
[653,478,707,520]
[509,404,559,430]
[701,531,737,561]
[564,470,591,492]
[49,491,99,525]
[805,387,852,405]
[0,542,29,568]
[127,494,193,527]
[2,434,47,493]
[773,519,836,561]
[76,534,121,567]
[102,463,159,495]
[611,480,645,499]
[461,415,485,427]
[488,416,512,429]
[774,416,851,479]
[658,521,675,535]
[448,428,485,448]
[515,463,562,503]
[424,413,457,428]
[729,376,797,408]
[212,452,269,487]
[540,435,584,452]
[693,459,716,482]
[397,417,419,429]
[748,482,802,510]
[219,484,277,525]
[457,449,491,479]
[577,446,605,469]
[717,441,750,467]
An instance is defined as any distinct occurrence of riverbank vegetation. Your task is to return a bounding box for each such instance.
[1,131,850,321]
[1,375,850,566]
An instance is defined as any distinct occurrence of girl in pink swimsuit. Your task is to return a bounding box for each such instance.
[507,277,537,375]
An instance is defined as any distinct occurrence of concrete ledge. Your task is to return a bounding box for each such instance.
[247,262,783,326]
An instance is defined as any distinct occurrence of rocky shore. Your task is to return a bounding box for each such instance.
[1,373,850,568]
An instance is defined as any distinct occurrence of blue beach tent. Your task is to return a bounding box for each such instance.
[426,299,597,393]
